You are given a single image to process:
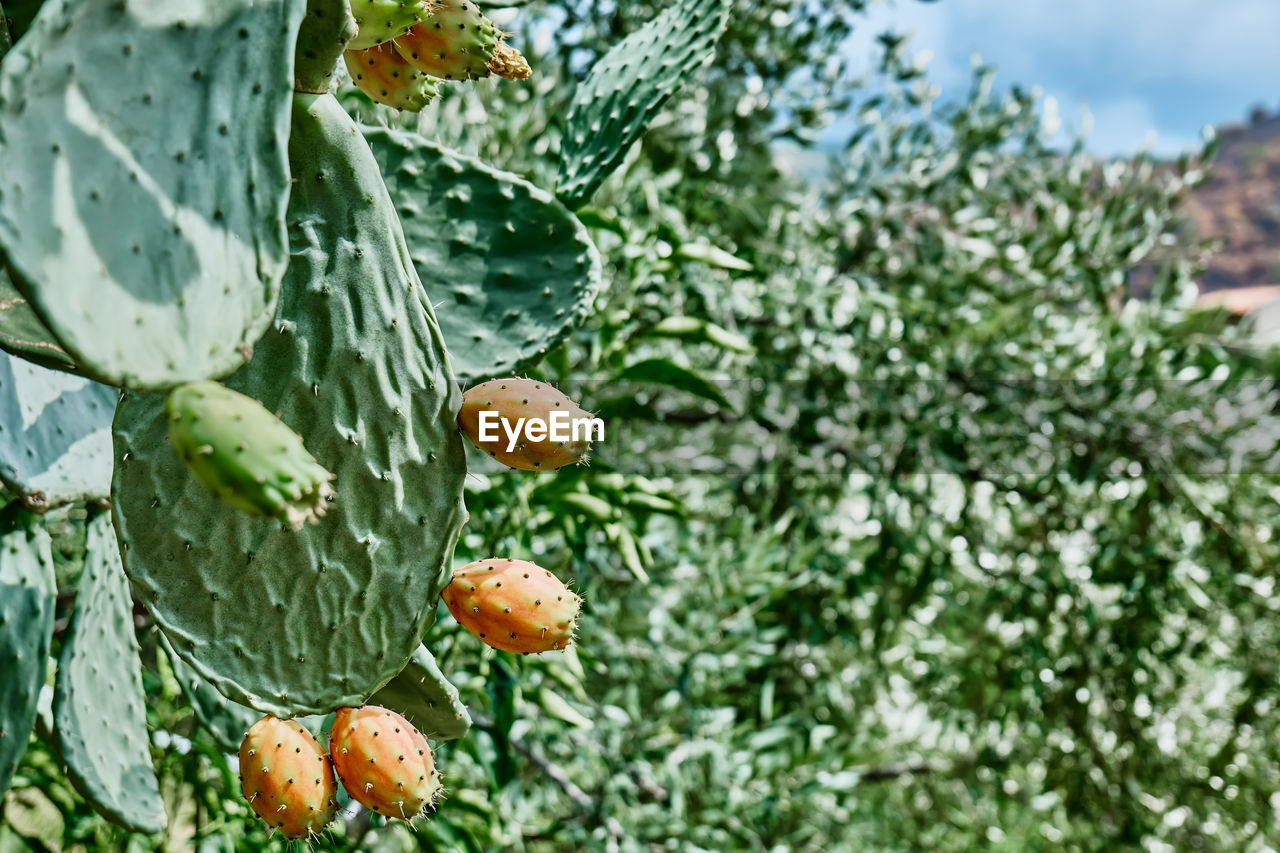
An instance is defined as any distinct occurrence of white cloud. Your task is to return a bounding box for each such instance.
[840,0,1278,157]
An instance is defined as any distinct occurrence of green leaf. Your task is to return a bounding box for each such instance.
[615,357,733,411]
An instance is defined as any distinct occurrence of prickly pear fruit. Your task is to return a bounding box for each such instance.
[344,43,442,111]
[238,716,338,839]
[444,558,582,653]
[329,705,442,819]
[458,378,595,471]
[393,0,531,81]
[348,0,434,51]
[165,381,335,530]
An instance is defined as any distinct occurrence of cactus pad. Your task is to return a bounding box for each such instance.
[0,351,116,510]
[0,0,307,389]
[0,266,77,375]
[165,637,260,754]
[364,127,602,378]
[555,0,731,209]
[54,513,166,833]
[370,645,471,740]
[0,509,55,799]
[112,93,468,717]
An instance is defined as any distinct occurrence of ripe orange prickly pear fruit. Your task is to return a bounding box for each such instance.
[329,706,442,819]
[344,43,441,112]
[458,378,595,471]
[393,0,531,81]
[238,716,338,839]
[443,558,581,653]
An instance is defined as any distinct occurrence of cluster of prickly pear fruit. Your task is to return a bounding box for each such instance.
[0,0,729,839]
[345,0,529,110]
[239,706,439,836]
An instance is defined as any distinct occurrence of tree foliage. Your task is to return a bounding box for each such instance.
[8,2,1280,851]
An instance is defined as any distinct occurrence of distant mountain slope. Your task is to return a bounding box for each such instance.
[1187,109,1280,293]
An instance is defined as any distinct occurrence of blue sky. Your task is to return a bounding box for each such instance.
[845,0,1280,157]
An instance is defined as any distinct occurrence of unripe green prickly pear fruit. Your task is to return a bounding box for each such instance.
[239,716,338,839]
[165,381,334,530]
[348,0,434,51]
[394,0,531,81]
[458,378,595,471]
[329,705,442,819]
[444,558,581,653]
[344,43,442,111]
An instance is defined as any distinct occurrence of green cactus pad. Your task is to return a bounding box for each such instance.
[364,127,602,378]
[1,0,41,44]
[112,93,468,718]
[53,513,166,834]
[163,637,259,754]
[0,508,55,799]
[555,0,731,210]
[0,0,306,390]
[0,265,77,375]
[370,645,471,740]
[0,352,115,510]
[348,0,431,51]
[294,0,358,94]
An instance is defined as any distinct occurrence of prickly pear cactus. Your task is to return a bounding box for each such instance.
[393,0,529,81]
[0,0,307,389]
[164,637,260,754]
[556,0,732,209]
[53,513,166,834]
[0,352,116,510]
[0,265,76,375]
[112,93,468,717]
[347,0,431,51]
[370,645,471,740]
[344,42,440,111]
[0,507,55,799]
[364,127,602,378]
